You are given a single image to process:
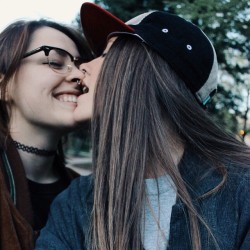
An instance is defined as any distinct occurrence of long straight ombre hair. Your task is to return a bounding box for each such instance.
[90,36,250,250]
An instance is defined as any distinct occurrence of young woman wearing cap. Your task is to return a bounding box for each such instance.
[0,19,92,250]
[36,3,250,250]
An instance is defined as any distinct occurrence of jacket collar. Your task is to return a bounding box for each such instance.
[178,146,224,199]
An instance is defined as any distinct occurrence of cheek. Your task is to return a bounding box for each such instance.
[91,60,103,84]
[8,70,33,100]
[7,79,22,102]
[74,92,94,122]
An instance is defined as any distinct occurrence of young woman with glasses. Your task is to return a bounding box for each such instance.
[0,19,92,250]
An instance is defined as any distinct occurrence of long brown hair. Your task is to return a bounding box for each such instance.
[0,19,93,147]
[90,36,250,249]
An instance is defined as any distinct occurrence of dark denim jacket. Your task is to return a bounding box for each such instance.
[35,150,250,250]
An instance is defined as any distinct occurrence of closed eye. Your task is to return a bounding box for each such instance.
[43,61,64,69]
[50,61,63,68]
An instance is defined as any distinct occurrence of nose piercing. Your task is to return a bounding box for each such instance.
[82,85,89,94]
[76,79,81,85]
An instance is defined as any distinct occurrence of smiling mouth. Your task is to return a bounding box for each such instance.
[55,85,89,103]
[56,94,78,103]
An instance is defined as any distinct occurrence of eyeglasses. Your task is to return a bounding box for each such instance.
[23,45,84,74]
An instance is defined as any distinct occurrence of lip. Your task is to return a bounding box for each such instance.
[54,89,82,96]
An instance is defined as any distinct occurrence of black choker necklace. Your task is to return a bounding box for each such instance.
[13,140,56,157]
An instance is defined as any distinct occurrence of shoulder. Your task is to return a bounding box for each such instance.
[225,163,250,198]
[180,148,250,198]
[64,167,80,179]
[208,163,250,218]
[68,174,93,194]
[53,174,93,209]
[69,174,93,197]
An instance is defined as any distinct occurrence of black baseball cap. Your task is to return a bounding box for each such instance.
[80,2,218,106]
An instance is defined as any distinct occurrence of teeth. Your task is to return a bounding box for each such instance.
[57,94,77,103]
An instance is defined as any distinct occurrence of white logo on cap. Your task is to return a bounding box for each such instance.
[126,11,156,25]
[162,28,168,33]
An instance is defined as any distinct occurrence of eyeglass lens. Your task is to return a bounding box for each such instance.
[48,48,74,73]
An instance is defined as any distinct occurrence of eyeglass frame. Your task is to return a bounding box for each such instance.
[22,45,84,73]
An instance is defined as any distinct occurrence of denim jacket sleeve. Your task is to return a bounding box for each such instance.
[235,170,250,249]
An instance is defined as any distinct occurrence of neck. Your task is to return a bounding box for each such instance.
[18,150,60,183]
[9,118,64,183]
[11,137,61,183]
[145,142,185,179]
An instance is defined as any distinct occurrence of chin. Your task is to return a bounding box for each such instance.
[73,111,91,124]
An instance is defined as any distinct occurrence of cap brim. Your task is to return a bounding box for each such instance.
[80,2,134,56]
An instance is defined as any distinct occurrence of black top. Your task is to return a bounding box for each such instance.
[28,177,71,231]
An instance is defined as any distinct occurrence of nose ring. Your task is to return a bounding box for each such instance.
[76,79,81,85]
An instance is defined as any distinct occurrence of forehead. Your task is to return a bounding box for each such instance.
[27,27,79,55]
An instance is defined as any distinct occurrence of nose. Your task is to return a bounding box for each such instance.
[65,65,86,85]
